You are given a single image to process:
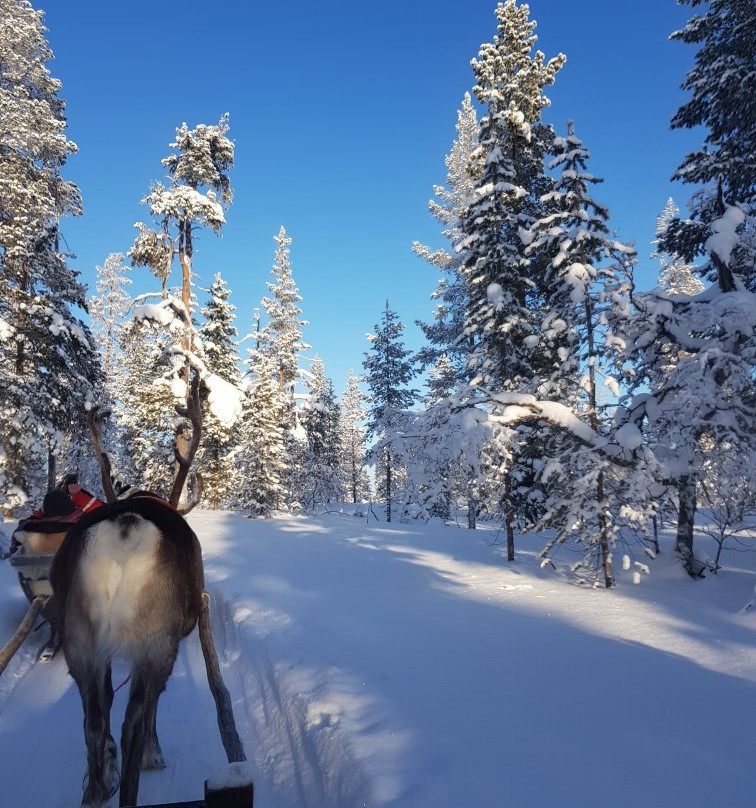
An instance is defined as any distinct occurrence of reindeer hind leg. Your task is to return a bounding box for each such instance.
[72,661,118,808]
[119,649,176,808]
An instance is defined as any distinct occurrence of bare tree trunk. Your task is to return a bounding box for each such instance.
[351,443,358,504]
[175,217,194,500]
[597,471,613,587]
[467,480,477,530]
[47,451,56,492]
[504,470,515,561]
[385,450,392,523]
[584,297,613,588]
[676,474,699,575]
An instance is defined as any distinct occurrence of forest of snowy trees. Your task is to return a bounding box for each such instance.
[1,0,753,587]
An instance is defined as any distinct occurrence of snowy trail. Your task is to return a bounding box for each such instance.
[1,510,755,808]
[0,568,373,808]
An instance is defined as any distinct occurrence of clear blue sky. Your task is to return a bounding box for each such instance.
[38,0,700,394]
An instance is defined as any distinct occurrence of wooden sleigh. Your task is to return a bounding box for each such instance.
[8,518,73,656]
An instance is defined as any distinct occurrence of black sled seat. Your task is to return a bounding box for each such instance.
[9,518,74,621]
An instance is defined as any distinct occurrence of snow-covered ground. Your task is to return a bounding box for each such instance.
[0,509,754,808]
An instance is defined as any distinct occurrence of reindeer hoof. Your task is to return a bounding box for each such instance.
[142,747,166,770]
[105,739,120,795]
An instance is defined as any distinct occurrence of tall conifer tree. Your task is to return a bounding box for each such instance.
[299,357,343,509]
[414,92,480,381]
[363,303,417,522]
[0,0,100,505]
[198,273,241,508]
[458,0,565,391]
[527,121,638,586]
[623,0,756,571]
[662,0,754,290]
[238,344,286,517]
[338,371,368,505]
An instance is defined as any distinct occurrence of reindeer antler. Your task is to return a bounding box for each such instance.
[86,406,118,502]
[168,368,203,511]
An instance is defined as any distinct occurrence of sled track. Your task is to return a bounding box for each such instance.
[0,589,373,808]
[209,585,373,808]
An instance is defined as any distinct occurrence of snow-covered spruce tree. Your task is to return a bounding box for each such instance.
[128,115,234,487]
[643,199,704,526]
[616,0,756,575]
[450,1,565,536]
[414,92,480,381]
[298,357,343,510]
[661,0,755,291]
[363,302,418,522]
[338,370,368,505]
[458,0,565,392]
[259,226,310,508]
[116,317,177,494]
[86,252,132,483]
[615,273,754,576]
[526,121,642,587]
[412,94,494,527]
[260,226,309,398]
[198,273,241,508]
[652,198,704,296]
[89,253,132,386]
[237,338,287,517]
[0,0,101,509]
[399,364,502,526]
[422,355,462,521]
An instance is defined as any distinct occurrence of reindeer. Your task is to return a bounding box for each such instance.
[50,372,206,808]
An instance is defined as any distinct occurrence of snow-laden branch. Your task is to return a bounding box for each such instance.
[164,346,243,429]
[450,389,641,467]
[132,292,191,331]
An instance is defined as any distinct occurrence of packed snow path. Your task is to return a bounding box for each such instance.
[0,510,754,808]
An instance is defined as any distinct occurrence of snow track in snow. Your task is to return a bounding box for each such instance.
[0,583,373,808]
[209,584,372,808]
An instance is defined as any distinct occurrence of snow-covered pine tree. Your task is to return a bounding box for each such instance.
[127,116,234,493]
[238,337,287,517]
[662,0,755,291]
[260,226,310,399]
[89,253,132,392]
[0,0,101,508]
[116,317,177,494]
[85,253,133,482]
[445,1,565,538]
[259,226,310,508]
[363,302,418,522]
[617,0,756,574]
[299,357,343,510]
[526,121,641,587]
[198,273,241,508]
[414,92,480,381]
[652,198,704,296]
[338,371,368,505]
[616,272,754,576]
[131,115,233,333]
[457,0,565,393]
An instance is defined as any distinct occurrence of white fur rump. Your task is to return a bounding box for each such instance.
[79,514,162,657]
